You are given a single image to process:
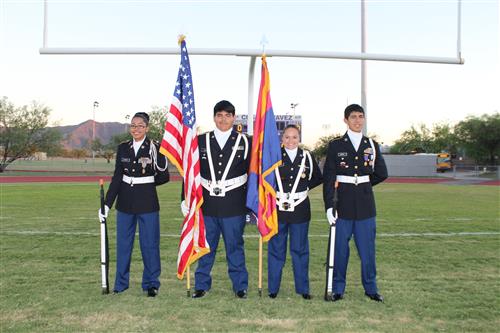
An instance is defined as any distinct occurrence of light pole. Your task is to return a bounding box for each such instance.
[92,101,99,161]
[290,103,299,117]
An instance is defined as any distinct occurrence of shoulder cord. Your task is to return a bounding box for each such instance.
[368,138,376,171]
[149,142,168,172]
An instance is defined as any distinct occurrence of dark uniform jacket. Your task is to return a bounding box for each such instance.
[198,130,251,218]
[323,132,387,220]
[105,137,169,214]
[277,148,323,224]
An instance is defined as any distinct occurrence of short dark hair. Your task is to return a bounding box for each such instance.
[344,104,364,119]
[213,100,235,116]
[284,124,300,133]
[133,112,150,125]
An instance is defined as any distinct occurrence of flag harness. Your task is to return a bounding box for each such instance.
[275,150,313,212]
[201,132,249,197]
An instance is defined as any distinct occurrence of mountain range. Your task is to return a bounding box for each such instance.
[54,120,129,149]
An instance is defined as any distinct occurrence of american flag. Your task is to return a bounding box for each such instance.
[160,38,209,279]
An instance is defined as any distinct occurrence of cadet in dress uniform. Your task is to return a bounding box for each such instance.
[98,112,169,297]
[184,100,251,299]
[268,125,323,300]
[322,104,387,302]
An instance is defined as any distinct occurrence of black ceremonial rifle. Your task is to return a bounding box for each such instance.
[324,181,339,301]
[99,179,110,294]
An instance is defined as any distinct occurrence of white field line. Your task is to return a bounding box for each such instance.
[0,217,488,222]
[1,230,499,238]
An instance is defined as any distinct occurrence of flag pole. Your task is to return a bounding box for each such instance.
[258,236,263,297]
[186,264,191,297]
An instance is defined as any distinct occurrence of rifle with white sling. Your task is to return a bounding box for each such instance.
[324,181,339,301]
[99,179,110,294]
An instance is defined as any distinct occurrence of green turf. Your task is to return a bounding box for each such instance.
[1,182,499,332]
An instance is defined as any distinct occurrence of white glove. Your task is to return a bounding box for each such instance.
[326,208,336,226]
[181,200,189,217]
[98,205,110,222]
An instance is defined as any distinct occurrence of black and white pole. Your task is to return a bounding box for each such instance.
[99,179,110,294]
[324,181,339,301]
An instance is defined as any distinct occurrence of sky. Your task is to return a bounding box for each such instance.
[0,0,498,147]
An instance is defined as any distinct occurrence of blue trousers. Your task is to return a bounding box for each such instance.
[194,215,248,292]
[333,217,378,294]
[114,210,161,292]
[268,221,310,295]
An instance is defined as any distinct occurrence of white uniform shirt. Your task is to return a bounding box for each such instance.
[347,129,363,152]
[285,147,298,163]
[214,128,232,149]
[133,138,146,156]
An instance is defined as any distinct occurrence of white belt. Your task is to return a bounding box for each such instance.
[276,190,308,212]
[336,175,370,185]
[122,175,155,186]
[201,174,248,197]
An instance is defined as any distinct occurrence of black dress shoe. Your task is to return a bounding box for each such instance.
[112,288,127,294]
[302,293,312,300]
[192,290,206,298]
[365,292,384,302]
[236,290,247,299]
[147,287,158,297]
[332,293,344,302]
[268,293,277,299]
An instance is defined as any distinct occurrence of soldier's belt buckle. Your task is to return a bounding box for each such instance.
[210,185,225,197]
[283,202,290,210]
[354,175,358,186]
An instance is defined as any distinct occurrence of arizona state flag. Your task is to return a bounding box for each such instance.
[246,56,282,242]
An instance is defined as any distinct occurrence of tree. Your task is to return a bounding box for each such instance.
[71,148,88,159]
[0,97,62,172]
[312,133,342,161]
[90,138,104,155]
[455,113,500,164]
[390,124,434,154]
[430,123,459,155]
[147,106,168,142]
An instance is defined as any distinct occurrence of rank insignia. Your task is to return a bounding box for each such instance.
[301,172,306,178]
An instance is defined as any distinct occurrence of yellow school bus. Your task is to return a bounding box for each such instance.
[436,153,452,172]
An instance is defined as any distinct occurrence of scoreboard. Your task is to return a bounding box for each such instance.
[233,114,302,139]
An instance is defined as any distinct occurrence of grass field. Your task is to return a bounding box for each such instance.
[1,182,499,332]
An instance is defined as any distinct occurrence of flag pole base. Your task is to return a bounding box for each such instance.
[186,289,191,298]
[102,288,109,295]
[258,288,262,297]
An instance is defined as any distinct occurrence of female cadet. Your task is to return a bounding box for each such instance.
[98,112,169,297]
[268,124,323,300]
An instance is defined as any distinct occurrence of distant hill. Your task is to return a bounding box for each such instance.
[54,120,129,149]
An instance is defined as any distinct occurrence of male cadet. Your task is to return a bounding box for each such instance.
[322,104,388,302]
[182,100,251,299]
